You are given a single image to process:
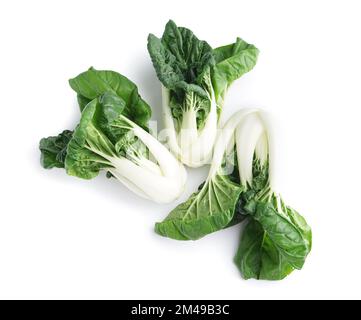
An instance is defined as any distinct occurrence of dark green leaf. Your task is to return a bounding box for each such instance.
[147,20,214,131]
[232,157,269,217]
[148,20,214,96]
[39,130,73,169]
[251,198,312,270]
[234,196,312,280]
[235,219,294,280]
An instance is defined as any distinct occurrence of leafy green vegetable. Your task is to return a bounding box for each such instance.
[235,219,294,280]
[64,90,186,203]
[235,193,312,280]
[148,20,259,167]
[38,25,311,281]
[69,67,151,129]
[156,109,312,280]
[212,38,259,108]
[40,68,186,203]
[39,130,73,169]
[229,111,312,280]
[148,20,214,100]
[155,172,243,240]
[155,109,260,240]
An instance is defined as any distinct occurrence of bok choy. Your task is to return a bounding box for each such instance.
[155,109,312,280]
[40,68,186,204]
[147,20,259,167]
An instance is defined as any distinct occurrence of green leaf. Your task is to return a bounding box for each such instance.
[148,20,214,96]
[65,90,151,181]
[147,33,185,94]
[252,198,312,270]
[39,130,73,169]
[147,21,259,143]
[231,157,269,218]
[155,173,243,240]
[234,196,312,280]
[212,38,259,107]
[69,67,151,129]
[97,92,128,143]
[147,20,215,131]
[65,98,116,179]
[235,219,294,280]
[155,147,269,240]
[77,94,91,112]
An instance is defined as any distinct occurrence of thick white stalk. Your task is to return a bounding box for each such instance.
[181,94,218,167]
[257,110,276,191]
[108,168,151,201]
[178,107,198,149]
[132,125,186,183]
[208,108,260,178]
[161,86,218,168]
[111,111,187,202]
[255,132,269,166]
[161,86,181,158]
[235,113,265,187]
[109,157,185,204]
[135,157,162,176]
[87,139,184,203]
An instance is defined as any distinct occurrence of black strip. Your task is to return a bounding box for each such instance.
[0,300,351,318]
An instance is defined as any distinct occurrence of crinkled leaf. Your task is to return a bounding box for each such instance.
[251,199,312,270]
[235,197,312,280]
[148,21,259,134]
[147,20,214,97]
[65,98,116,179]
[39,130,73,169]
[147,34,185,93]
[148,20,214,131]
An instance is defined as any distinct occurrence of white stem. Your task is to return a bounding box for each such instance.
[182,94,218,167]
[257,110,276,191]
[182,94,217,168]
[161,86,218,168]
[135,157,162,176]
[235,113,265,187]
[109,157,185,204]
[161,86,181,157]
[255,132,268,166]
[114,110,187,201]
[108,168,152,201]
[208,108,260,178]
[178,107,198,149]
[132,125,187,183]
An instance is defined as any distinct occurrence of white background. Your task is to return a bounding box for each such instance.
[0,0,360,300]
